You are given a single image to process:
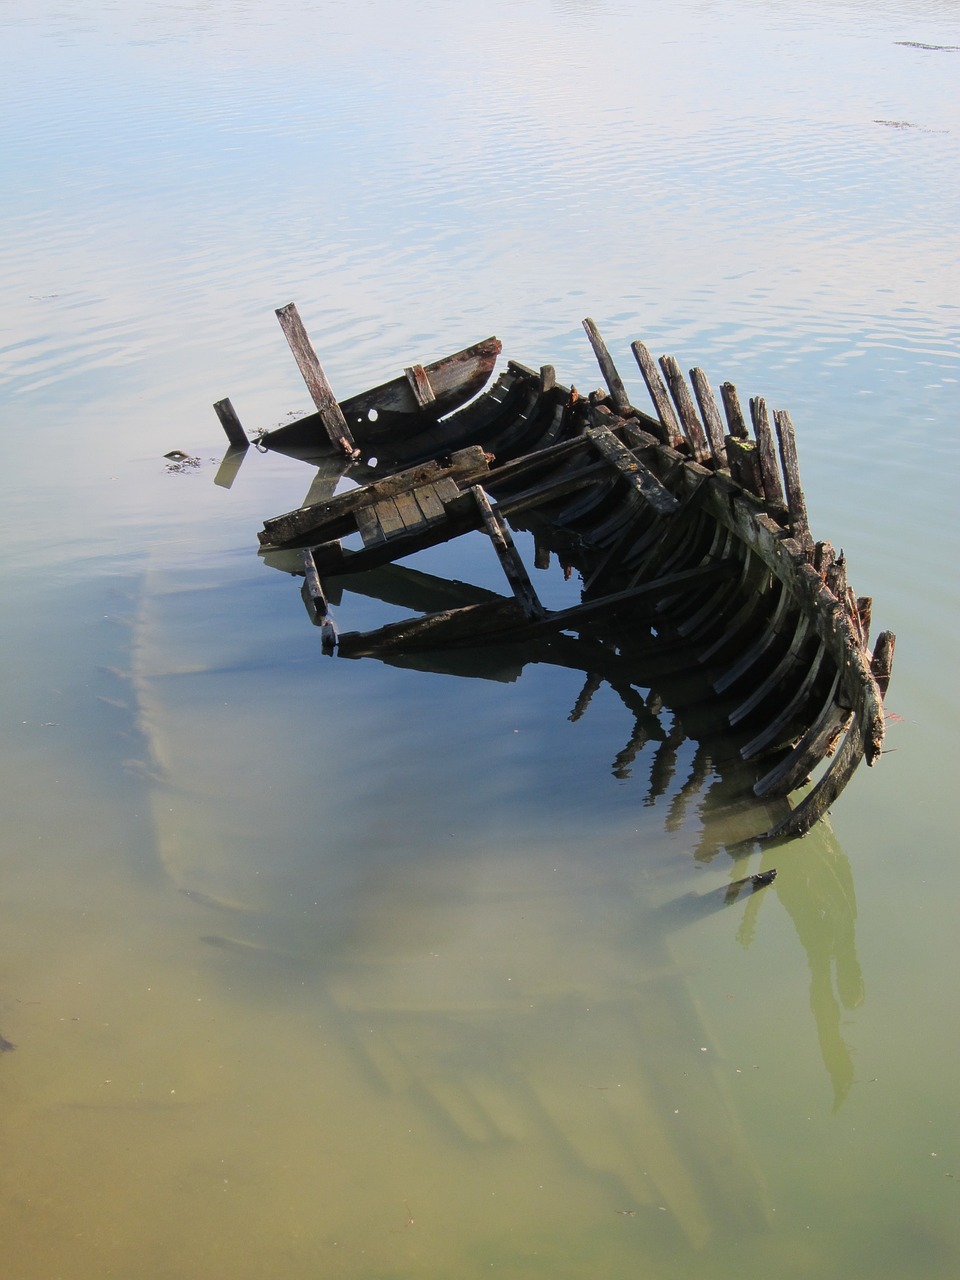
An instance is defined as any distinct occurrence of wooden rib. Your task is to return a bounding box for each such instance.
[748,397,785,507]
[752,673,847,798]
[762,715,866,839]
[695,565,773,663]
[773,409,812,552]
[689,368,728,467]
[720,382,749,439]
[725,437,763,497]
[404,363,436,407]
[856,596,872,649]
[275,302,357,452]
[740,642,828,760]
[728,613,811,725]
[712,581,792,693]
[471,487,544,620]
[630,341,683,447]
[659,355,711,463]
[582,318,631,414]
[540,364,556,392]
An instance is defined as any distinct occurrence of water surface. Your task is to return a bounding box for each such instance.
[1,1,958,1276]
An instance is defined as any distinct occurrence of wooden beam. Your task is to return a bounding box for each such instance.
[585,425,680,516]
[471,487,544,620]
[275,302,358,455]
[582,318,631,414]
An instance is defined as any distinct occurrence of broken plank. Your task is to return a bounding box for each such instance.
[393,489,427,532]
[720,382,749,439]
[585,426,680,516]
[413,482,447,523]
[355,505,384,547]
[471,486,544,619]
[275,302,357,453]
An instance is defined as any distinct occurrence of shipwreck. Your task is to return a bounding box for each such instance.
[214,304,896,842]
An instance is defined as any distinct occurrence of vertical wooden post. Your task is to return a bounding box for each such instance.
[773,408,812,551]
[275,302,358,455]
[659,355,711,463]
[630,340,683,447]
[749,396,786,507]
[720,382,749,439]
[689,367,728,467]
[213,397,249,450]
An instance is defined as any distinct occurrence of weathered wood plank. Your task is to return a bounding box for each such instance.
[659,355,711,463]
[870,630,895,698]
[582,318,631,414]
[773,409,812,552]
[630,340,683,447]
[748,396,786,507]
[373,496,406,540]
[689,368,728,468]
[586,425,680,516]
[275,302,357,453]
[213,397,249,450]
[404,363,436,407]
[300,547,327,611]
[259,447,489,548]
[413,482,447,524]
[471,486,544,620]
[725,436,763,497]
[720,382,749,439]
[355,505,384,547]
[393,489,426,532]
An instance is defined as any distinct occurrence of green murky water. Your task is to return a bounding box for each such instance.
[1,1,958,1275]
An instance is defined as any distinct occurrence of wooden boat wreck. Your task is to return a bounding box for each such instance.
[219,304,896,841]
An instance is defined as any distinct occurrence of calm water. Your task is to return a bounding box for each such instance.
[1,1,958,1276]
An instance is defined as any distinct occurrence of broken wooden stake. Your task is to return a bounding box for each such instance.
[471,486,544,620]
[659,355,711,463]
[773,408,812,552]
[213,397,249,450]
[582,318,631,415]
[275,302,358,456]
[630,340,683,447]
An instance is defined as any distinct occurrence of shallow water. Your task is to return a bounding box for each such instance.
[1,1,959,1276]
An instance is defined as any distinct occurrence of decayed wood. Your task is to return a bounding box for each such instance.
[471,487,544,620]
[824,552,846,601]
[586,425,681,516]
[540,365,556,393]
[689,368,728,467]
[213,397,249,450]
[725,437,763,497]
[748,397,785,507]
[404,363,436,407]
[814,541,835,576]
[659,355,711,463]
[870,630,896,697]
[720,382,749,439]
[582,318,631,414]
[275,302,357,454]
[773,409,811,552]
[534,535,551,570]
[300,547,327,610]
[259,446,489,548]
[630,341,683,447]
